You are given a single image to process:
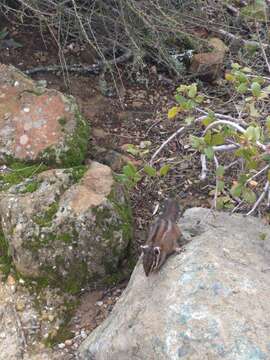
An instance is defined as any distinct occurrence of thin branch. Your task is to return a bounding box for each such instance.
[150,115,208,164]
[204,120,266,151]
[256,22,270,74]
[199,154,207,180]
[203,119,246,135]
[246,181,270,216]
[213,155,219,209]
[213,144,239,152]
[196,107,247,125]
[246,165,270,184]
[150,126,185,165]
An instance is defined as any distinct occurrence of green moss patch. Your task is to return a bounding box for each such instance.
[33,201,59,227]
[58,117,67,127]
[64,165,88,183]
[0,162,47,191]
[59,111,90,167]
[42,110,90,167]
[0,227,12,278]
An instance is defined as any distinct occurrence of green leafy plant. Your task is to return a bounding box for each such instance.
[167,63,270,213]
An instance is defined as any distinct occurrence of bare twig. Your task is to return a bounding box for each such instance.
[213,144,239,152]
[150,115,207,164]
[150,126,185,165]
[200,154,208,180]
[203,119,246,135]
[196,107,247,125]
[256,22,270,74]
[204,120,266,151]
[246,181,270,216]
[213,155,219,209]
[246,165,270,184]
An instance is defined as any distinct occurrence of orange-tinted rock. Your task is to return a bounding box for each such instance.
[189,38,228,81]
[0,64,89,166]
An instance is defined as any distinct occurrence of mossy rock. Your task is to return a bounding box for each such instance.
[0,162,133,294]
[0,64,90,167]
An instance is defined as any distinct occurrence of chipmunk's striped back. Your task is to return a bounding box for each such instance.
[141,199,181,276]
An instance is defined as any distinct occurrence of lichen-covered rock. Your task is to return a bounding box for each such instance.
[0,63,89,166]
[0,161,132,293]
[78,208,270,360]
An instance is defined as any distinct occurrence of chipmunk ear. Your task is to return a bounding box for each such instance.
[154,246,161,255]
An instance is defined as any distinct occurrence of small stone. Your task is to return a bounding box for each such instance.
[16,299,26,311]
[92,127,108,139]
[7,274,16,286]
[96,301,103,307]
[20,134,29,145]
[65,339,73,346]
[48,314,55,322]
[58,343,65,349]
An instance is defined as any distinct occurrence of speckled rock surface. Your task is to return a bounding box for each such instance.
[0,63,89,166]
[0,161,132,292]
[78,208,270,360]
[0,275,63,360]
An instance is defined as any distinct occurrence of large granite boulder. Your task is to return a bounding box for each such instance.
[0,64,89,166]
[0,161,132,293]
[78,208,270,360]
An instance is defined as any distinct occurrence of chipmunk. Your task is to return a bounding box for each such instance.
[141,198,183,276]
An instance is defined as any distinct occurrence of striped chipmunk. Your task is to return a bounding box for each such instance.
[140,198,184,277]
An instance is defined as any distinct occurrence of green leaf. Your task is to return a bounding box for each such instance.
[239,174,249,185]
[0,27,8,40]
[267,170,270,182]
[232,63,241,70]
[202,117,213,127]
[236,83,248,94]
[248,102,260,118]
[177,84,189,93]
[242,67,252,73]
[159,164,171,177]
[185,116,195,125]
[181,99,196,110]
[211,133,224,146]
[126,144,139,156]
[204,147,214,160]
[204,131,212,145]
[216,165,225,177]
[262,154,270,162]
[230,183,243,197]
[175,94,186,104]
[251,82,261,97]
[245,126,261,142]
[225,73,235,82]
[217,180,225,192]
[123,163,137,177]
[242,187,256,204]
[168,106,180,119]
[190,135,204,150]
[195,95,204,104]
[235,71,248,84]
[144,165,157,177]
[241,1,267,22]
[187,83,197,98]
